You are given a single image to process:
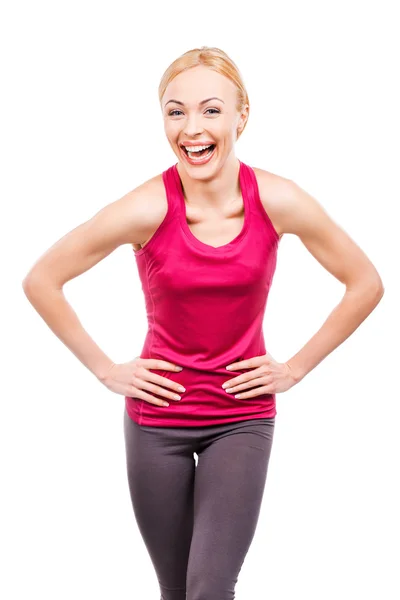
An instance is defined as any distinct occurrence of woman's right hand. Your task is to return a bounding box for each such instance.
[100,357,185,406]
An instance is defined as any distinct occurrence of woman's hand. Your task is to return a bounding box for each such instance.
[100,357,185,407]
[222,351,299,399]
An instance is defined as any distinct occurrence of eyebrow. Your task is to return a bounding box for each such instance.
[164,96,225,108]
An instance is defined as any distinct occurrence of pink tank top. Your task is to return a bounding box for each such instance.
[125,160,281,426]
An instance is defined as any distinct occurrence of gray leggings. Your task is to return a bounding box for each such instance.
[123,407,276,600]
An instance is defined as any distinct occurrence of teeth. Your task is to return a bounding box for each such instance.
[184,144,213,152]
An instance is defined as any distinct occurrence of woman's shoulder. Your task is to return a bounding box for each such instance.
[251,166,293,239]
[251,166,337,240]
[126,171,169,250]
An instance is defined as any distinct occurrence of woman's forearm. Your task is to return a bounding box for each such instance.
[286,282,384,383]
[22,278,115,381]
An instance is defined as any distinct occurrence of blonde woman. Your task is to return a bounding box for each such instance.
[23,47,384,599]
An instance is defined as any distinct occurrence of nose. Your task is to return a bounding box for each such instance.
[183,113,204,138]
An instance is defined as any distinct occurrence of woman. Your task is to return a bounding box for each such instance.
[22,47,384,599]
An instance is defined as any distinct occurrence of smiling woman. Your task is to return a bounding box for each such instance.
[22,44,384,600]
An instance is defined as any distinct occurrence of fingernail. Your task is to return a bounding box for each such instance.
[176,366,183,371]
[178,386,186,392]
[226,366,232,370]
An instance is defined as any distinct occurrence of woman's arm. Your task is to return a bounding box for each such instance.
[22,177,162,381]
[272,178,384,383]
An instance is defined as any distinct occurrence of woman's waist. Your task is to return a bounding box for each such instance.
[144,332,265,368]
[141,345,265,374]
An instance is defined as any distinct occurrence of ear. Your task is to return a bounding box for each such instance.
[237,104,249,137]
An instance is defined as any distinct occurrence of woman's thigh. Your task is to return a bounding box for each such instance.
[123,408,196,598]
[186,418,275,600]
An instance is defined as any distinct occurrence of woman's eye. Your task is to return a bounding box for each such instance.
[168,108,220,117]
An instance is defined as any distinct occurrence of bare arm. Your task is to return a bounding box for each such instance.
[22,178,159,381]
[273,178,384,382]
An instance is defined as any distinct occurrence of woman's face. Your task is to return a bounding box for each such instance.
[161,65,248,177]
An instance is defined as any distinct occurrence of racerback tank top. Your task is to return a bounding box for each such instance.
[125,159,281,427]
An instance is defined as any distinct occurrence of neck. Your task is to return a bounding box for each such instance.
[176,155,241,209]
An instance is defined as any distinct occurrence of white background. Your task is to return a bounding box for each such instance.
[2,0,399,598]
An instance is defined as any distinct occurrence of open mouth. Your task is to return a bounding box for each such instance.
[180,143,216,163]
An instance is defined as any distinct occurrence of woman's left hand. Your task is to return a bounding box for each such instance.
[222,352,299,398]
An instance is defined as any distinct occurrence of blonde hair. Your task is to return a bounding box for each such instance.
[158,46,249,140]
